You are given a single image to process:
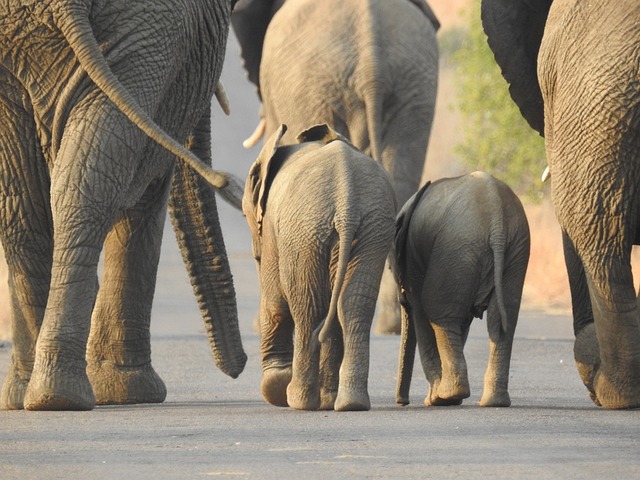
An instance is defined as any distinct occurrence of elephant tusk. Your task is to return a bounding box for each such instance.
[215,82,231,116]
[541,165,550,182]
[242,117,266,148]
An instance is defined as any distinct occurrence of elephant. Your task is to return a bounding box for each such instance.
[231,0,440,334]
[481,0,640,408]
[242,123,396,411]
[391,172,530,407]
[0,0,247,411]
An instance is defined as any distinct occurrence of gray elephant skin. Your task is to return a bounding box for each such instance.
[482,0,640,408]
[242,124,396,411]
[232,0,440,334]
[392,172,530,407]
[0,0,247,411]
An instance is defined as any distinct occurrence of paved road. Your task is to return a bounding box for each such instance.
[1,34,639,480]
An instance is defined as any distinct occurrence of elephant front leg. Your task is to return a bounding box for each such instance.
[86,180,170,405]
[318,323,343,410]
[0,79,53,410]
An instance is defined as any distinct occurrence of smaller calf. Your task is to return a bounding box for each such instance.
[391,172,530,407]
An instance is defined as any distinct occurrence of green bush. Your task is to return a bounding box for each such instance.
[448,4,548,202]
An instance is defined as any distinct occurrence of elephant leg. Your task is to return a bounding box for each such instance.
[86,174,171,405]
[258,262,294,407]
[562,233,600,402]
[333,249,389,412]
[318,320,343,410]
[23,94,150,411]
[429,319,471,405]
[372,99,435,336]
[480,300,517,408]
[0,74,53,410]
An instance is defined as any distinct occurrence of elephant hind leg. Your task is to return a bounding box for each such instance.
[429,320,471,405]
[86,176,171,405]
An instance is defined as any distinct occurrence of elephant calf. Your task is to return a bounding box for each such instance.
[243,123,396,411]
[391,172,530,407]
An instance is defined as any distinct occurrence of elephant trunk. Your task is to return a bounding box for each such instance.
[169,111,247,379]
[396,303,416,406]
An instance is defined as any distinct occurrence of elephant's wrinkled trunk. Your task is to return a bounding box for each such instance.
[396,304,415,405]
[168,112,247,379]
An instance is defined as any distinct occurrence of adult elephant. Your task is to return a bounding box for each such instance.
[231,0,440,334]
[0,0,247,411]
[481,0,640,408]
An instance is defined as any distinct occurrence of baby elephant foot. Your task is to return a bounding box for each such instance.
[0,366,30,410]
[424,380,468,406]
[23,359,95,411]
[261,367,292,407]
[87,362,167,405]
[480,389,511,407]
[334,386,370,412]
[319,387,338,410]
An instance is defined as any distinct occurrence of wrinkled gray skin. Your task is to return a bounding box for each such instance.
[0,0,247,411]
[482,0,640,408]
[232,0,439,334]
[391,172,530,407]
[243,124,396,411]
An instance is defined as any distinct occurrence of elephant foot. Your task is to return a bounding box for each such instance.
[334,386,370,411]
[23,360,95,411]
[0,366,30,410]
[592,369,640,410]
[319,387,338,410]
[479,389,511,407]
[286,379,321,411]
[573,323,600,403]
[87,362,166,405]
[261,367,291,407]
[424,379,468,406]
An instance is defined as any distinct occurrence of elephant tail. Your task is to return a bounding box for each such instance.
[396,301,416,406]
[313,224,355,345]
[51,2,244,208]
[490,211,510,335]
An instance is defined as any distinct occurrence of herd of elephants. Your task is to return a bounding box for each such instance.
[0,0,638,412]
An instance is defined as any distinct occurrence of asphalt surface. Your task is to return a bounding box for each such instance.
[1,33,639,480]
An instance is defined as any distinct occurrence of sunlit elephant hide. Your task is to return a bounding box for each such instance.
[243,124,396,411]
[0,0,246,411]
[482,0,640,408]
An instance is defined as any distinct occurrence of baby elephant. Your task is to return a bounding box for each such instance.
[243,123,396,411]
[391,171,530,407]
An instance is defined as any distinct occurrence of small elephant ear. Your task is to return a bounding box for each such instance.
[481,0,552,136]
[231,0,285,96]
[249,124,287,232]
[295,123,353,147]
[394,182,431,277]
[407,0,440,31]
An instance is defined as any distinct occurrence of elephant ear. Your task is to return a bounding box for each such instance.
[295,123,354,147]
[244,124,288,234]
[394,182,431,297]
[231,0,285,96]
[408,0,440,31]
[481,0,553,136]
